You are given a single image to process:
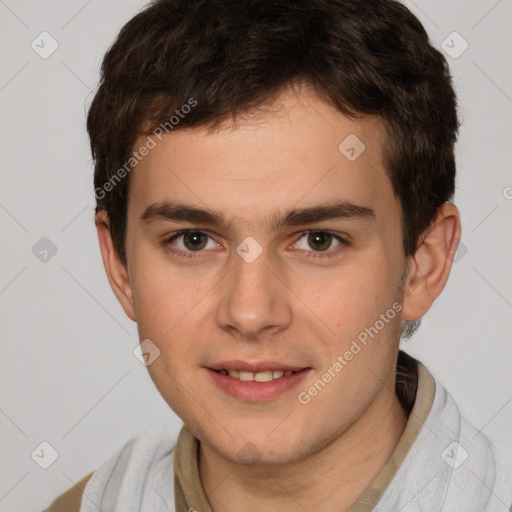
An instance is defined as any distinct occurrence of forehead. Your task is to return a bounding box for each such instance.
[127,85,396,231]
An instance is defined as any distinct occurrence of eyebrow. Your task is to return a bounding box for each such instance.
[140,200,376,232]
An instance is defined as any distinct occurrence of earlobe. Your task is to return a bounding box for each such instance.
[95,210,137,322]
[401,202,461,321]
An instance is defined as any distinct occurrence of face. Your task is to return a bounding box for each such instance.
[115,84,411,465]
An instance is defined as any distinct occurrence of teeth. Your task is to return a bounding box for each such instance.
[238,371,255,381]
[218,369,298,381]
[254,371,273,382]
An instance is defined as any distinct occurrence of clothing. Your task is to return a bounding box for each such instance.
[43,354,512,511]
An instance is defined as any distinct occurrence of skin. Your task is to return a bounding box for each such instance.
[96,81,461,511]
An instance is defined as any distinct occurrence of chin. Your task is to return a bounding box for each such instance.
[213,426,309,466]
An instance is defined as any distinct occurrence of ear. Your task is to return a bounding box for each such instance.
[95,210,137,322]
[401,202,461,321]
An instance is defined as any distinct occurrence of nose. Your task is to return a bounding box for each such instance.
[215,241,293,340]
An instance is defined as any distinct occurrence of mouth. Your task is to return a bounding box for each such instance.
[206,364,312,401]
[212,369,299,382]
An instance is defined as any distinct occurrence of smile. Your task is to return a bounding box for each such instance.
[215,369,297,382]
[207,367,311,401]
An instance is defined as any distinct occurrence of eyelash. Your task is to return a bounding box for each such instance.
[162,229,349,260]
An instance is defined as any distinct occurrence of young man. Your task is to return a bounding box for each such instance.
[44,0,512,510]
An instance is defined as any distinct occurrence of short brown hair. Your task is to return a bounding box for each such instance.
[87,0,459,337]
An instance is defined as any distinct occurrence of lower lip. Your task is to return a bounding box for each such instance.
[206,368,311,402]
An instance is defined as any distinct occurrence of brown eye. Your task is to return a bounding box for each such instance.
[307,232,333,252]
[181,231,209,251]
[293,230,348,260]
[164,230,219,258]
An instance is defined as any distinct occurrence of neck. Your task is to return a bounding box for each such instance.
[198,374,409,512]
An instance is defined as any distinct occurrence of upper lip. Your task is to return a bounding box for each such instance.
[208,360,309,372]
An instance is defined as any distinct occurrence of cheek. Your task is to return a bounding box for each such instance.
[132,266,206,415]
[130,259,211,385]
[309,260,399,335]
[130,251,203,336]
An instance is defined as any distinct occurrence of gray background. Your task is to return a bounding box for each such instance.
[0,1,511,510]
